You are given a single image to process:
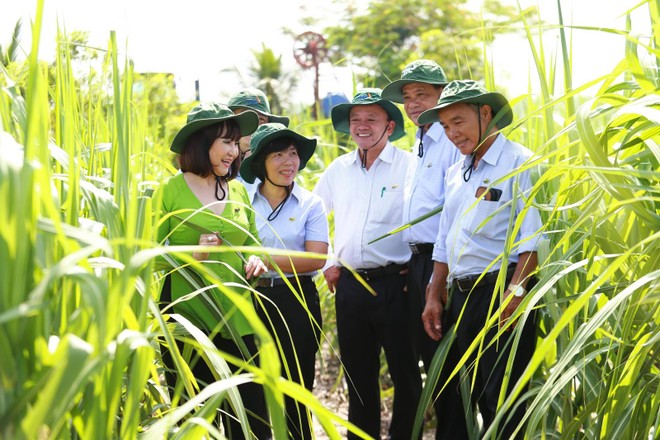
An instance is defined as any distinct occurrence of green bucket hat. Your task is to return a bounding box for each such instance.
[228,88,290,127]
[418,80,513,128]
[382,59,449,103]
[239,123,317,184]
[170,102,258,153]
[330,88,406,141]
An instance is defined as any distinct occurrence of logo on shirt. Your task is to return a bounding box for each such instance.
[289,217,296,222]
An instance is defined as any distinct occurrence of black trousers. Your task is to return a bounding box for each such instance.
[162,333,271,440]
[448,272,537,439]
[255,278,322,440]
[336,269,422,440]
[407,253,469,440]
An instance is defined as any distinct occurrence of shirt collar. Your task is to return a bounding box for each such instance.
[249,180,301,204]
[352,141,395,165]
[421,122,443,143]
[480,133,505,166]
[461,133,506,169]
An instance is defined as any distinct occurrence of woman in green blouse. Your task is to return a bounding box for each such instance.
[158,102,271,439]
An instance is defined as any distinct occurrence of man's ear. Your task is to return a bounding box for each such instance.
[387,119,395,135]
[481,104,493,122]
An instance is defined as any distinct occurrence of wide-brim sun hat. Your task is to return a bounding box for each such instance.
[228,88,290,127]
[417,80,513,129]
[330,88,406,141]
[170,102,258,153]
[239,123,317,184]
[382,59,449,103]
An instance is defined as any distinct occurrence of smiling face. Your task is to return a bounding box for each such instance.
[208,134,240,176]
[348,104,394,150]
[438,102,495,156]
[402,82,443,126]
[264,144,300,186]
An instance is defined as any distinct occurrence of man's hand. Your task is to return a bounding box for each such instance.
[422,283,446,341]
[499,288,524,329]
[323,266,341,293]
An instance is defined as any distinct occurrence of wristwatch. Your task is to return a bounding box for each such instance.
[508,283,527,297]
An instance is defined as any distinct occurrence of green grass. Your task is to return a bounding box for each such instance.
[0,0,658,439]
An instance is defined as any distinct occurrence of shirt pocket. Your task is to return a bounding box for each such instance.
[372,186,404,226]
[459,198,509,240]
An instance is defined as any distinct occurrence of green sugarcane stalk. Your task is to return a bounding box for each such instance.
[367,204,443,245]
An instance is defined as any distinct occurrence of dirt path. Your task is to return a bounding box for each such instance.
[311,340,435,439]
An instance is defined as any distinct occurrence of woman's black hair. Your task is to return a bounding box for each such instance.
[178,119,242,180]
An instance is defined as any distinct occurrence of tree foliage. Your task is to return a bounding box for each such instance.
[321,0,529,87]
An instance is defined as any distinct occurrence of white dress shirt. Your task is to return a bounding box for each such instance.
[314,142,413,269]
[402,122,463,244]
[250,182,329,278]
[432,134,542,280]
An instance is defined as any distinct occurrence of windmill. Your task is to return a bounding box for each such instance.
[293,31,328,117]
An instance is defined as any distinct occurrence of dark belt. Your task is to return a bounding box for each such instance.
[256,275,313,288]
[409,242,434,255]
[342,263,407,281]
[452,264,515,293]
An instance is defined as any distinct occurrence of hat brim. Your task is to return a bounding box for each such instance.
[170,110,259,153]
[382,78,449,104]
[228,105,291,128]
[239,129,317,184]
[330,101,406,141]
[417,92,512,128]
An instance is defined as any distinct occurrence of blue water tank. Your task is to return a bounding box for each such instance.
[321,92,349,118]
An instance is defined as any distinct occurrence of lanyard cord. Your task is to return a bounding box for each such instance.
[418,125,426,158]
[264,177,293,221]
[214,174,227,200]
[463,105,482,183]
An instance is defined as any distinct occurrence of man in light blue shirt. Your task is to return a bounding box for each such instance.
[420,80,543,439]
[383,59,464,440]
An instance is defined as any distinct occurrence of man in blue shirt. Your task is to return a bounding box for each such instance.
[420,80,543,439]
[383,60,464,440]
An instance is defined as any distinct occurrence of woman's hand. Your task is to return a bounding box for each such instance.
[245,255,268,279]
[193,233,222,261]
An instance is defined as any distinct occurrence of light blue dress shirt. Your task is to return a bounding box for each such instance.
[250,182,329,278]
[402,122,463,244]
[432,134,543,280]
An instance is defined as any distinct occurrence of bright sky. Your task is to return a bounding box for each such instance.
[0,0,651,105]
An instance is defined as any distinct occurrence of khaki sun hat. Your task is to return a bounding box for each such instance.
[239,123,317,184]
[417,80,513,128]
[330,88,406,141]
[170,102,258,153]
[382,59,449,104]
[228,88,290,127]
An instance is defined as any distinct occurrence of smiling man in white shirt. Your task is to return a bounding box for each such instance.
[314,88,421,440]
[420,80,543,439]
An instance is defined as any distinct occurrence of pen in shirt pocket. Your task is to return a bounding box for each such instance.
[381,186,386,197]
